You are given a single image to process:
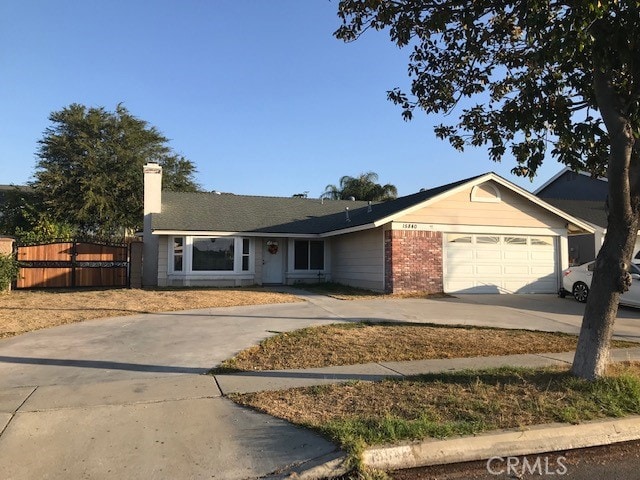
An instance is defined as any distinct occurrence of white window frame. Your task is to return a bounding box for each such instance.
[168,236,254,275]
[292,239,326,271]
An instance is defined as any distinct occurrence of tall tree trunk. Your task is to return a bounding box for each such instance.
[571,67,639,380]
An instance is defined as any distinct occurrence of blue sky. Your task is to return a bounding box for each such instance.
[1,0,564,197]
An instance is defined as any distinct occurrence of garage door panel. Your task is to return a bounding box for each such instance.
[476,250,502,260]
[446,264,475,275]
[503,265,530,274]
[444,234,558,294]
[476,265,502,274]
[446,249,474,260]
[531,251,554,260]
[503,250,529,261]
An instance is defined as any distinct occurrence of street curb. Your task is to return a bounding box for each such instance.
[262,450,349,479]
[362,415,640,471]
[264,416,640,478]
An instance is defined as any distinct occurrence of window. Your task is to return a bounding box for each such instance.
[476,236,500,244]
[242,238,250,271]
[192,238,234,271]
[294,240,324,270]
[310,241,324,269]
[173,237,184,271]
[504,236,527,245]
[531,236,553,246]
[470,183,501,203]
[447,234,472,243]
[169,236,252,274]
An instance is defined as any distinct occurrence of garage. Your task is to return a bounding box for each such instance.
[443,233,558,294]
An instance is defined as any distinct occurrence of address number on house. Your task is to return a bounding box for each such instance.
[391,222,433,231]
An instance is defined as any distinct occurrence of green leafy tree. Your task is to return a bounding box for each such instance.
[322,172,398,201]
[0,187,77,243]
[335,1,640,379]
[34,103,200,238]
[0,187,36,236]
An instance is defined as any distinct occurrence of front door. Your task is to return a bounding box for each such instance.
[262,239,284,284]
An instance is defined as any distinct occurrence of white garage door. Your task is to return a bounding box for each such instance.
[444,234,558,294]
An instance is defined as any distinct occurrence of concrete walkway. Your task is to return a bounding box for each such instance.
[1,290,640,479]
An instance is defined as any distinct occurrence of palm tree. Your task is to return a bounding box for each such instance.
[321,172,398,201]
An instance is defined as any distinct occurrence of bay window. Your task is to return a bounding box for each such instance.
[169,236,252,274]
[193,238,234,271]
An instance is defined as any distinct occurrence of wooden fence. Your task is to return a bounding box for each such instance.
[16,241,130,289]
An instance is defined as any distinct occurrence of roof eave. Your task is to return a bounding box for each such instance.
[319,223,378,237]
[151,229,325,238]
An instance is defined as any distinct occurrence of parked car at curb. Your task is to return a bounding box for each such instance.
[559,262,640,307]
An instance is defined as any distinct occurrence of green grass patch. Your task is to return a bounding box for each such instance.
[231,364,640,453]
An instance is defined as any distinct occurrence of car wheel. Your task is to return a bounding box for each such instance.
[572,282,589,303]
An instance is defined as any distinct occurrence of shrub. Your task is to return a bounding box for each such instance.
[0,254,19,292]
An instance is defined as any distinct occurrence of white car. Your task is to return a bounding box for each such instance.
[560,261,640,307]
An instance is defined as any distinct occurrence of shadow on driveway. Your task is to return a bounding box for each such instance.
[0,356,206,374]
[436,294,640,320]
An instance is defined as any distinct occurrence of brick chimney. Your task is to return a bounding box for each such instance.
[143,163,162,286]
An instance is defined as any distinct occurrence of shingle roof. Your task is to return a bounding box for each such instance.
[152,174,485,235]
[542,198,607,229]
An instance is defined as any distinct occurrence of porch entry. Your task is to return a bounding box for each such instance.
[262,238,284,284]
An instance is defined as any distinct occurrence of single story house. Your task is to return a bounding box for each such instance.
[535,167,640,265]
[142,163,593,294]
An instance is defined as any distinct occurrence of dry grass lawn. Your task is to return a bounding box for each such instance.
[0,288,300,339]
[232,362,640,449]
[218,322,637,371]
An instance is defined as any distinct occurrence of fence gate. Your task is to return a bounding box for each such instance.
[16,241,129,289]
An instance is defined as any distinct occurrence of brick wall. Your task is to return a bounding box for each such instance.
[384,230,443,294]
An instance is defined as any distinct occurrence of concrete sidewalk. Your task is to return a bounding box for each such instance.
[213,346,640,395]
[210,346,640,479]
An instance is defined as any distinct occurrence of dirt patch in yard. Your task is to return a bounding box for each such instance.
[0,288,300,339]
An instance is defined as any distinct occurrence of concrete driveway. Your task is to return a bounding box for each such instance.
[1,291,639,479]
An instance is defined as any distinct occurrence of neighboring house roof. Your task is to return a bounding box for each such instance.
[0,184,30,200]
[534,167,608,201]
[151,172,594,236]
[534,168,609,231]
[0,185,31,218]
[541,198,607,230]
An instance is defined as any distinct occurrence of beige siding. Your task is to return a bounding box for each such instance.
[156,236,168,286]
[399,181,566,229]
[331,227,384,291]
[255,238,264,285]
